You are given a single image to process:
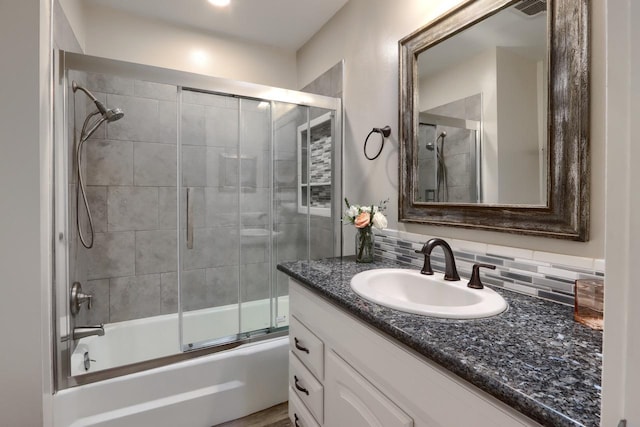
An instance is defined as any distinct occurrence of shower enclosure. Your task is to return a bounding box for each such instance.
[417,113,482,203]
[53,52,342,390]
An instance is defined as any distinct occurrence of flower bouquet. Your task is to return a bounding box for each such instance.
[343,198,388,263]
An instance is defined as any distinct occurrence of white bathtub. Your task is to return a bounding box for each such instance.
[71,297,289,375]
[54,298,289,427]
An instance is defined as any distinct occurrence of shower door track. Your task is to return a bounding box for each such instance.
[67,328,288,387]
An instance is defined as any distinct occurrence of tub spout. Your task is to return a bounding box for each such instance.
[73,324,105,340]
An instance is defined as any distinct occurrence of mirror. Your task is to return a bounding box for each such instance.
[399,0,590,240]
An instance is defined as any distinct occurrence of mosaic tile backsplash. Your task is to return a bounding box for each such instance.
[374,230,605,306]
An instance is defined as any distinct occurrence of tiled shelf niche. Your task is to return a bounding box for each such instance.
[297,111,333,217]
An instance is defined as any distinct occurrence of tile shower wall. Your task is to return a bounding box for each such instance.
[420,94,481,203]
[375,230,605,306]
[73,71,179,325]
[74,72,272,325]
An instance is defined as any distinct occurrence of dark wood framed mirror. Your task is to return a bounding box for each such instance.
[399,0,589,241]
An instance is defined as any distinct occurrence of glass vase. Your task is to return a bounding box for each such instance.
[355,227,375,263]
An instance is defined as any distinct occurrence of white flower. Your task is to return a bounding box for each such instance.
[346,205,359,218]
[372,211,388,229]
[361,206,371,213]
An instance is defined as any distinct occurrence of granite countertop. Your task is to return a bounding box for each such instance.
[277,257,602,427]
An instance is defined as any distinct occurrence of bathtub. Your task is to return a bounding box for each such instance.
[54,298,289,427]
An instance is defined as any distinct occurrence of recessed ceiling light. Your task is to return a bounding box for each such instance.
[208,0,230,7]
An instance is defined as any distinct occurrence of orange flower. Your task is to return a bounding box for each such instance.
[354,212,370,228]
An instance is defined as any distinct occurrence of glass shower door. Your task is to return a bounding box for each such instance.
[179,88,242,349]
[238,98,272,334]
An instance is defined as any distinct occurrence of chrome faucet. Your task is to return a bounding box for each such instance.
[73,324,105,340]
[414,238,461,281]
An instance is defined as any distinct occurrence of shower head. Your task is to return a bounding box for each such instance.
[72,81,124,123]
[426,131,447,151]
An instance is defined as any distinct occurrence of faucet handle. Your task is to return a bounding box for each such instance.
[70,282,94,315]
[414,247,433,275]
[467,263,496,289]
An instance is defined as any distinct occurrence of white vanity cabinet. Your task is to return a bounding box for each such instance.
[287,279,542,427]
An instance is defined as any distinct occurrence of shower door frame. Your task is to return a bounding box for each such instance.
[53,51,342,389]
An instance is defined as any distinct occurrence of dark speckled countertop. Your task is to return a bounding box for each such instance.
[277,257,602,427]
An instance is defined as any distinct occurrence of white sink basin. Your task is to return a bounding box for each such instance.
[350,268,507,319]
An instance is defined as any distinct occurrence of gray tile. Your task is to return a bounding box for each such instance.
[241,109,270,151]
[240,262,270,302]
[135,230,178,274]
[206,147,236,188]
[75,279,110,326]
[86,232,135,280]
[87,73,134,96]
[109,274,161,322]
[158,187,177,230]
[107,186,158,231]
[181,269,211,311]
[156,101,178,144]
[274,119,297,152]
[85,186,107,233]
[205,188,238,227]
[205,105,238,147]
[181,103,206,146]
[182,227,239,270]
[241,233,269,264]
[206,265,240,307]
[134,80,177,101]
[134,142,177,187]
[160,272,179,314]
[105,94,177,144]
[538,290,574,306]
[85,140,133,186]
[182,145,206,186]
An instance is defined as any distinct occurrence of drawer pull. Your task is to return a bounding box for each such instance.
[294,413,301,427]
[294,337,310,354]
[294,375,310,395]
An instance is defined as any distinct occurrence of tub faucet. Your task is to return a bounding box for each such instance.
[414,238,460,281]
[73,324,105,340]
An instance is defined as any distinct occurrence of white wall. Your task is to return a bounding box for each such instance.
[79,2,297,89]
[601,0,640,425]
[58,0,85,51]
[0,0,51,426]
[297,0,606,258]
[495,47,541,205]
[419,48,499,203]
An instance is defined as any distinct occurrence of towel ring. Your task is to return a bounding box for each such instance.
[364,125,391,160]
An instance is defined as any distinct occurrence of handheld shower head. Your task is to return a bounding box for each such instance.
[72,81,124,123]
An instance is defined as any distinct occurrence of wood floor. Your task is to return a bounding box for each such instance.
[214,402,291,427]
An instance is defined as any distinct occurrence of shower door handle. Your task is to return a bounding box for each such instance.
[186,187,194,249]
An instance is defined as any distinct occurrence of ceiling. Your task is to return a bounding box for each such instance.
[418,5,547,78]
[85,0,349,51]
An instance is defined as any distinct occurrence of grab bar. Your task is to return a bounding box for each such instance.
[186,187,193,249]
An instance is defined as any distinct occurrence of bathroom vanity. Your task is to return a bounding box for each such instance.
[278,258,602,427]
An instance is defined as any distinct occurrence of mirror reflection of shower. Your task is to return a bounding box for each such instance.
[417,114,481,204]
[72,81,124,248]
[426,130,449,202]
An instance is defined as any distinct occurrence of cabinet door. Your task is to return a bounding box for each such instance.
[325,350,413,427]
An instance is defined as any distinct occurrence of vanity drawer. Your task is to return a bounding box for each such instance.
[289,387,321,427]
[290,315,324,380]
[290,352,324,424]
